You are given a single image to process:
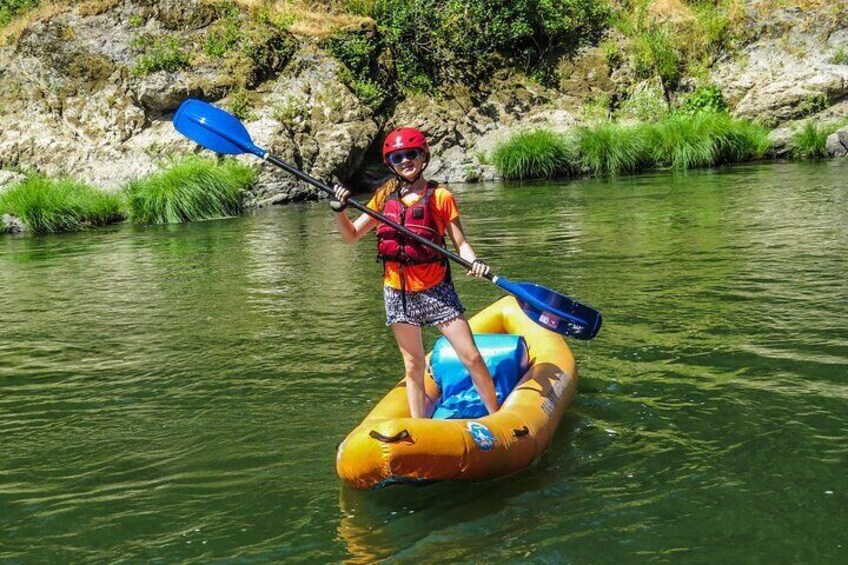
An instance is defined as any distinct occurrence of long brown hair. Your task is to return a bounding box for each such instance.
[369,177,403,212]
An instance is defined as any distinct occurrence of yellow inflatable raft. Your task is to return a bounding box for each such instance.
[336,296,578,490]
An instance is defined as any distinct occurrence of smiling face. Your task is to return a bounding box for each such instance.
[388,149,426,181]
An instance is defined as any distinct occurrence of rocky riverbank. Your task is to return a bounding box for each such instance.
[0,0,846,207]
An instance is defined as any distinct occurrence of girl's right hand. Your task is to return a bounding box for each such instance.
[331,184,351,212]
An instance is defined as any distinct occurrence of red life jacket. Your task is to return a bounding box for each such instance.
[376,182,446,265]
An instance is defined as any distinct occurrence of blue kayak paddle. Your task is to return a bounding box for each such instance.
[172,99,603,340]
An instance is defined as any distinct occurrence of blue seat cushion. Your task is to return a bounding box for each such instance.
[430,334,530,420]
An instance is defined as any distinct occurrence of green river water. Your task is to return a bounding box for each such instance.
[1,161,847,563]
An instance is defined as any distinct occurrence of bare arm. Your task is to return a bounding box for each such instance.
[332,184,379,244]
[447,218,490,277]
[334,210,378,244]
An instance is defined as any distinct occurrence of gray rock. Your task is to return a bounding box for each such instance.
[241,45,379,206]
[387,80,578,185]
[0,2,365,201]
[767,126,794,157]
[711,5,848,127]
[1,214,26,234]
[826,127,848,157]
[0,170,24,190]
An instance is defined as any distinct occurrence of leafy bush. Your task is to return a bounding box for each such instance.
[325,31,379,77]
[352,78,389,109]
[325,29,392,109]
[492,129,577,180]
[124,156,255,224]
[202,19,242,58]
[128,13,145,28]
[616,86,670,122]
[0,175,126,234]
[679,85,729,116]
[372,0,611,91]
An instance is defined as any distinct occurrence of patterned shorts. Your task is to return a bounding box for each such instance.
[384,280,466,327]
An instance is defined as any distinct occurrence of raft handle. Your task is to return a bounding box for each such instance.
[513,426,530,438]
[369,429,414,444]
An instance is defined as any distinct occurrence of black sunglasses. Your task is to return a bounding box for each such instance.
[388,149,421,165]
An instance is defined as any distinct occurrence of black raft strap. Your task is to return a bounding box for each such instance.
[513,426,530,438]
[369,429,414,444]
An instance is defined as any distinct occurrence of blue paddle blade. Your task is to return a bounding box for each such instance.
[173,99,266,157]
[494,277,602,340]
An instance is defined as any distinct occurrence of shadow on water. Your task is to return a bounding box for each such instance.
[335,415,582,563]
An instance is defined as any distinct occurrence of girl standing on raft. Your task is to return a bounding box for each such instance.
[332,128,499,418]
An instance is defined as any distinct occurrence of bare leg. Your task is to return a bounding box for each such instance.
[390,323,427,418]
[437,316,499,414]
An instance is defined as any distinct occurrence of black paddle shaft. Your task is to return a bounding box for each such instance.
[266,154,491,278]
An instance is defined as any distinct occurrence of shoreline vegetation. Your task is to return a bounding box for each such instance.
[492,111,773,180]
[1,114,840,235]
[1,157,255,235]
[1,1,846,235]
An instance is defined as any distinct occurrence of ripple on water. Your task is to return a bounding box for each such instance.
[2,163,848,562]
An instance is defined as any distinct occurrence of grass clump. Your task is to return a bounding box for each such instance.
[787,120,846,159]
[0,175,126,234]
[832,47,848,65]
[646,112,770,168]
[576,122,650,175]
[0,0,41,27]
[493,112,772,180]
[124,156,255,224]
[131,36,191,76]
[491,130,577,180]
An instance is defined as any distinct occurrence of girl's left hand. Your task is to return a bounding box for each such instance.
[467,259,491,278]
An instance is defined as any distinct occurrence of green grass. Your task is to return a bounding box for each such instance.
[788,120,846,159]
[647,113,770,169]
[645,114,715,168]
[831,46,848,65]
[131,36,191,76]
[491,130,577,180]
[0,175,126,234]
[0,0,41,27]
[575,122,650,176]
[202,18,242,59]
[227,88,254,120]
[124,156,255,224]
[493,113,772,180]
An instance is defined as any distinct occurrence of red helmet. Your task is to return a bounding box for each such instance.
[382,127,430,165]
